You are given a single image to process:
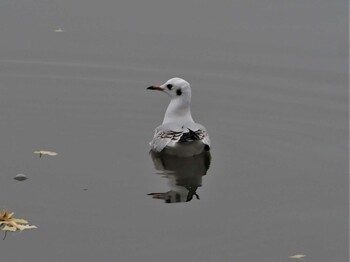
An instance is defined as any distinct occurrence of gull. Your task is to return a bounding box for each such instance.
[147,77,210,157]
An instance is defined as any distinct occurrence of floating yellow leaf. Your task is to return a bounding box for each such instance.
[0,209,37,232]
[54,28,65,32]
[289,254,306,259]
[0,209,14,220]
[13,224,37,231]
[34,150,58,157]
[10,218,29,224]
[1,225,17,232]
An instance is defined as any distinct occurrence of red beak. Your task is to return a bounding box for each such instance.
[147,85,163,91]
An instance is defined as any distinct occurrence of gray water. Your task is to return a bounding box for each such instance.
[0,1,348,261]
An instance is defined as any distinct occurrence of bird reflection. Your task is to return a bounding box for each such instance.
[148,151,211,203]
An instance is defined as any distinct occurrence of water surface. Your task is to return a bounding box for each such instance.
[0,1,348,261]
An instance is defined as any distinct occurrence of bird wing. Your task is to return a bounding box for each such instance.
[150,129,183,152]
[150,122,210,152]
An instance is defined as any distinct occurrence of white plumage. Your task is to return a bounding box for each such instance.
[147,78,210,157]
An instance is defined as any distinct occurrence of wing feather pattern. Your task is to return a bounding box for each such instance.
[150,122,210,153]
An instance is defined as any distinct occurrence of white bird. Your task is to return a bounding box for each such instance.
[147,77,210,157]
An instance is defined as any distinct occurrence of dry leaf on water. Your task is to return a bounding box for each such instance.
[34,150,58,157]
[289,254,306,260]
[0,209,37,232]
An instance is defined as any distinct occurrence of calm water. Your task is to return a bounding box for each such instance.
[0,1,348,261]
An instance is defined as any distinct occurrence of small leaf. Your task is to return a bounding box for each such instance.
[0,209,37,233]
[16,224,37,231]
[11,218,29,224]
[34,150,58,156]
[2,226,17,232]
[54,28,65,33]
[7,212,14,219]
[289,254,306,259]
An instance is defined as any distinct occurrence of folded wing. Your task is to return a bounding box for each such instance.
[150,123,210,152]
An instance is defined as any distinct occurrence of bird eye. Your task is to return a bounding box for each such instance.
[166,84,173,90]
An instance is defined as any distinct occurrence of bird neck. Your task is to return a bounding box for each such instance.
[162,96,194,125]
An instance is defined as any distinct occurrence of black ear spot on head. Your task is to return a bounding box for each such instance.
[176,89,182,96]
